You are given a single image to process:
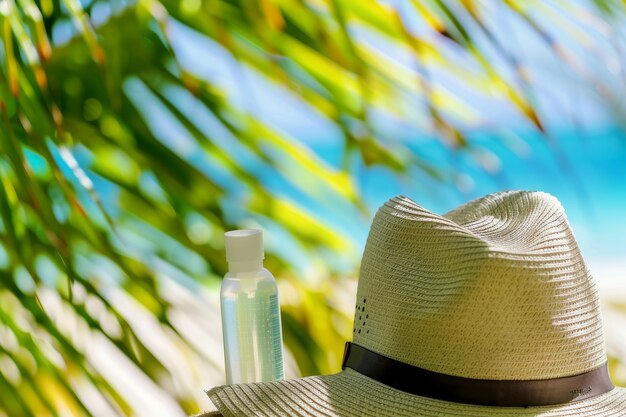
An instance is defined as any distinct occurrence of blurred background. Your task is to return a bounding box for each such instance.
[1,0,625,415]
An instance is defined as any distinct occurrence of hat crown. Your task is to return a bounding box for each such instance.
[353,191,606,380]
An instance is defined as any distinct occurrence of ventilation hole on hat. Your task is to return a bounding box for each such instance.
[366,314,369,319]
[359,316,362,320]
[362,307,365,312]
[353,328,356,333]
[363,298,367,303]
[362,321,366,326]
[366,330,370,334]
[358,329,361,334]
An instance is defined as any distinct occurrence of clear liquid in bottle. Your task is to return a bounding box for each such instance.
[220,230,284,384]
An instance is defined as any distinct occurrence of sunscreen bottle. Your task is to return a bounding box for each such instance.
[220,229,284,383]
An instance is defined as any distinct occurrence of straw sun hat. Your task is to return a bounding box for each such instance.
[206,191,626,416]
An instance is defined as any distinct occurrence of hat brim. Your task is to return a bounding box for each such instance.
[208,368,626,416]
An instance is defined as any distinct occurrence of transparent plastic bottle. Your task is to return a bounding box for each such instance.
[220,229,284,384]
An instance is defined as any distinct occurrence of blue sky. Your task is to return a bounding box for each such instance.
[168,0,626,142]
[159,2,626,265]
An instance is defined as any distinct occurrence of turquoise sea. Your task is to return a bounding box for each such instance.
[261,125,625,268]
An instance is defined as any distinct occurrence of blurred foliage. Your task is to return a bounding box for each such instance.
[0,0,625,415]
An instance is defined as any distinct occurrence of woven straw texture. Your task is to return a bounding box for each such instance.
[209,368,626,416]
[354,191,604,379]
[208,191,625,416]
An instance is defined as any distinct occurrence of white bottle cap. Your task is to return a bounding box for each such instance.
[224,229,265,263]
